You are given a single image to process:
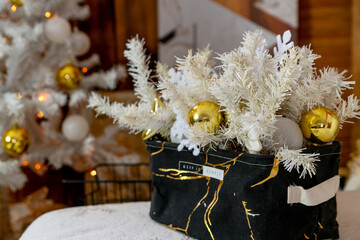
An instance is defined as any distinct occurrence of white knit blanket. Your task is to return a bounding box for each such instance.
[21,191,360,240]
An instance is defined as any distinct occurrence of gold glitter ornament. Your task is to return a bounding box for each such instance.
[56,61,82,90]
[301,107,339,144]
[2,124,30,156]
[142,98,165,140]
[10,0,23,7]
[188,101,223,132]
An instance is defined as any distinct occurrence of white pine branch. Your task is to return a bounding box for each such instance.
[69,89,87,107]
[0,160,27,191]
[124,36,157,105]
[82,65,126,90]
[88,92,174,137]
[335,94,360,128]
[276,147,319,178]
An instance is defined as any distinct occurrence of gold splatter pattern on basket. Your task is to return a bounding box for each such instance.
[152,171,206,181]
[242,201,255,240]
[304,233,310,239]
[318,222,324,229]
[150,142,166,156]
[153,150,243,240]
[250,158,279,188]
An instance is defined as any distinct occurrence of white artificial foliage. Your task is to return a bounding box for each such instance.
[89,31,360,179]
[0,36,11,59]
[22,0,90,20]
[82,65,126,90]
[88,93,174,137]
[335,95,360,127]
[211,31,296,153]
[88,37,175,138]
[276,147,319,178]
[319,68,354,106]
[74,54,101,69]
[0,160,27,191]
[178,139,200,156]
[124,36,157,105]
[69,89,87,107]
[2,92,24,117]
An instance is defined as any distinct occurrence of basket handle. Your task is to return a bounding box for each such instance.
[287,175,340,206]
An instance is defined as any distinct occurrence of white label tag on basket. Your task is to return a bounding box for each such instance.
[287,175,340,206]
[203,166,224,181]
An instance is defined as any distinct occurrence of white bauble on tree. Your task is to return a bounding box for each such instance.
[71,31,91,56]
[62,115,90,141]
[273,117,303,150]
[44,17,71,43]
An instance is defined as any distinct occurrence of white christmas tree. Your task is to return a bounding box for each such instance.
[0,0,127,191]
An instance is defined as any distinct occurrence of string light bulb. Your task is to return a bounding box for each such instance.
[22,161,29,166]
[11,5,16,12]
[37,111,44,119]
[17,92,22,99]
[90,170,97,177]
[45,11,51,18]
[82,67,88,73]
[38,93,48,102]
[35,163,41,170]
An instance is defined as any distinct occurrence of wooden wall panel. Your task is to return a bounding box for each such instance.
[299,0,352,166]
[352,0,360,156]
[79,0,158,89]
[211,0,252,18]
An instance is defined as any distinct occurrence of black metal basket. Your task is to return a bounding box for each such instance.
[63,163,153,206]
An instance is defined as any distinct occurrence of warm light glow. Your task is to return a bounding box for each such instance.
[17,92,22,99]
[38,93,47,102]
[22,161,29,166]
[90,170,97,177]
[11,5,16,12]
[45,11,51,18]
[35,163,41,170]
[82,67,88,73]
[37,111,44,118]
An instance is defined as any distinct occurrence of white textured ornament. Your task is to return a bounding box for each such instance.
[44,17,71,43]
[72,31,91,56]
[170,118,188,144]
[274,117,303,150]
[62,115,90,141]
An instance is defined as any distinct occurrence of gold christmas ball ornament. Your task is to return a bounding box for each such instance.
[2,124,30,156]
[10,0,23,7]
[301,107,340,144]
[142,98,165,140]
[188,101,224,132]
[56,61,82,90]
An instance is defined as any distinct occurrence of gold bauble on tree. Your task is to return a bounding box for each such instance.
[10,0,23,7]
[301,107,339,144]
[188,101,224,133]
[2,124,30,156]
[56,61,82,90]
[142,98,165,140]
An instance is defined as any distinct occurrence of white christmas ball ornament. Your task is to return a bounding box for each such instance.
[44,17,71,43]
[62,115,90,141]
[274,117,303,150]
[72,31,91,56]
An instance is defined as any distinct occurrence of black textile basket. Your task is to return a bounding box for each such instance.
[146,140,341,240]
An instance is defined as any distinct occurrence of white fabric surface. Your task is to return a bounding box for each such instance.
[21,191,360,240]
